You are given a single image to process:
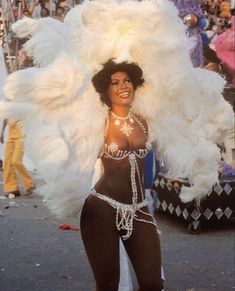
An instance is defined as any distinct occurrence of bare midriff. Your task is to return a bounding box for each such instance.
[94,155,146,204]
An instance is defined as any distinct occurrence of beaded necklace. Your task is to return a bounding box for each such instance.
[110,110,134,137]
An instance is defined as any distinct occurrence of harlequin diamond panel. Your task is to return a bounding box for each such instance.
[154,179,160,187]
[203,208,213,220]
[161,200,168,211]
[166,181,173,191]
[190,209,201,220]
[224,207,232,218]
[182,208,189,220]
[214,208,223,219]
[223,183,232,195]
[173,182,180,193]
[214,184,223,195]
[175,206,182,217]
[160,178,166,189]
[168,203,174,214]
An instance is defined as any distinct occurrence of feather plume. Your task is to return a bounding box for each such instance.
[0,0,233,217]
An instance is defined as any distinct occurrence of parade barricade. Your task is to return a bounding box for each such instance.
[153,174,235,233]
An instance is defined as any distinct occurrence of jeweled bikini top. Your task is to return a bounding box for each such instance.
[102,112,152,160]
[98,112,154,240]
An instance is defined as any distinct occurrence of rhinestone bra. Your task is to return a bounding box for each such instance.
[101,113,152,160]
[103,140,152,160]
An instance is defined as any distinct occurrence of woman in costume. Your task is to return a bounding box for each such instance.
[80,60,162,290]
[0,0,233,289]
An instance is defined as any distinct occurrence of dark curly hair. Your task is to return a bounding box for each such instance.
[92,59,144,107]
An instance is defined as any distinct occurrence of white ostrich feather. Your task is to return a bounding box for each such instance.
[4,53,85,109]
[12,17,71,67]
[0,0,233,218]
[12,17,38,38]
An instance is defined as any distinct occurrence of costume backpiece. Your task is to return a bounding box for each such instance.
[0,0,233,218]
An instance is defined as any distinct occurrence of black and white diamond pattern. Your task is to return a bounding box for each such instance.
[214,184,223,195]
[223,183,232,195]
[155,177,235,225]
[224,207,233,218]
[175,206,182,217]
[190,209,201,221]
[203,208,213,220]
[214,208,224,219]
[155,177,234,197]
[158,199,234,221]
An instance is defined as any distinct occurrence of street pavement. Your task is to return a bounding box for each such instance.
[0,172,234,291]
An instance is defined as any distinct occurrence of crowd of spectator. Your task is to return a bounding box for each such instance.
[8,0,233,28]
[9,0,233,45]
[200,0,232,42]
[12,0,81,21]
[2,0,234,87]
[199,1,234,88]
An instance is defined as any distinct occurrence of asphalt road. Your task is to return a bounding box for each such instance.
[0,174,234,291]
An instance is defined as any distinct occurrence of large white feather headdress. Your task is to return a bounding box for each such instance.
[0,0,233,218]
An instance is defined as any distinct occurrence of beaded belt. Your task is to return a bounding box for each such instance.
[91,189,157,240]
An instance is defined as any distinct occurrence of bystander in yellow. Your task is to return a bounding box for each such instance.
[0,119,35,198]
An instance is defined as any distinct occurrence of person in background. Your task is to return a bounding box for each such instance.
[30,0,56,18]
[40,6,50,17]
[171,0,208,67]
[22,9,31,17]
[219,0,231,18]
[59,0,73,9]
[62,5,70,16]
[53,5,64,21]
[29,0,42,17]
[0,119,35,198]
[214,3,235,88]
